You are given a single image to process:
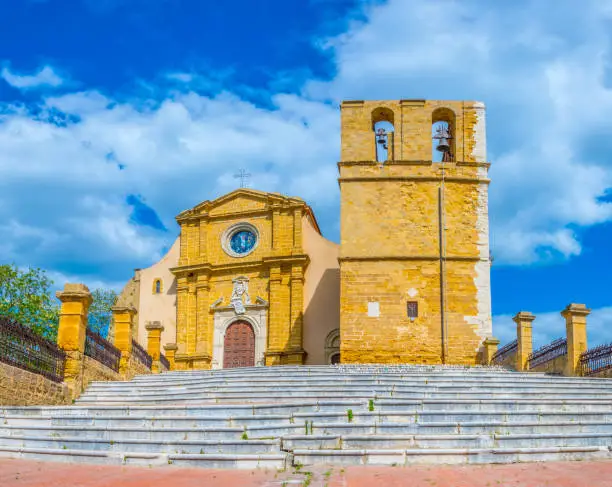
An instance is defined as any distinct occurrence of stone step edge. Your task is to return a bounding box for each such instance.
[0,434,280,447]
[292,446,609,456]
[8,432,612,446]
[3,419,612,434]
[4,409,612,422]
[7,398,612,413]
[0,446,287,464]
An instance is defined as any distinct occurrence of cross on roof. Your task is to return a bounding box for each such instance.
[234,169,251,188]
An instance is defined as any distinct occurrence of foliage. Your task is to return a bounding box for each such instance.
[0,264,60,339]
[88,288,118,338]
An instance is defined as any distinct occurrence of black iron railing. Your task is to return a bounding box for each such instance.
[580,343,612,376]
[528,338,567,369]
[491,339,518,366]
[159,353,170,371]
[131,339,152,369]
[0,316,66,383]
[85,328,121,373]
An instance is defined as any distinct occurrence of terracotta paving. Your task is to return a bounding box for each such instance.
[3,458,612,486]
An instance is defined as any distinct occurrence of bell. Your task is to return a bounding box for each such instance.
[436,137,450,153]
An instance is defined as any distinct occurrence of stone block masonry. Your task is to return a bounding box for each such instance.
[0,362,70,406]
[339,100,493,365]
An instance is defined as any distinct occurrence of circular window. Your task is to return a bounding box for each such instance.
[222,223,259,258]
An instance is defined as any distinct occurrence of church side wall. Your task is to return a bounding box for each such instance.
[302,216,340,365]
[138,238,180,351]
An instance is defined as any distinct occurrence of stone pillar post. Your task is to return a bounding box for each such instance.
[145,321,164,374]
[163,343,178,370]
[56,284,92,398]
[482,337,500,365]
[513,312,535,372]
[112,306,136,377]
[562,303,591,376]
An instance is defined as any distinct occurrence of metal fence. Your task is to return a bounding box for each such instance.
[85,328,121,373]
[131,339,152,369]
[528,338,567,369]
[491,339,518,366]
[0,316,66,383]
[159,353,170,371]
[580,343,612,376]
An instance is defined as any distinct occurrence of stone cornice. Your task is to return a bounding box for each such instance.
[170,253,309,277]
[338,176,490,185]
[339,255,485,263]
[337,160,491,169]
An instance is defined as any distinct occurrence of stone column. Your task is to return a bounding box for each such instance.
[562,303,591,376]
[112,306,136,377]
[56,284,92,399]
[163,343,178,370]
[482,337,500,365]
[145,321,164,374]
[513,312,535,372]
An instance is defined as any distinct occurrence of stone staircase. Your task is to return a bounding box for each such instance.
[2,365,612,468]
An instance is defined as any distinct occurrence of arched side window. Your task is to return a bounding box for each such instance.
[152,278,162,295]
[371,107,395,163]
[325,328,340,365]
[432,107,456,163]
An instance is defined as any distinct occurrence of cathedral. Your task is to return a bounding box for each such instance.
[118,99,493,369]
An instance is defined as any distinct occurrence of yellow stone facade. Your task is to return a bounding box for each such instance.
[170,190,320,369]
[339,99,493,365]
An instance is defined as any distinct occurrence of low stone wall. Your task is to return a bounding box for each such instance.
[495,351,517,370]
[530,355,567,375]
[125,355,151,380]
[0,362,70,406]
[587,368,612,378]
[82,356,121,391]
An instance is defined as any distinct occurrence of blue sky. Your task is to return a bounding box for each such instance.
[1,0,612,348]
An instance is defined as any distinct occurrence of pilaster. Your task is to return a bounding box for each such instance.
[288,264,305,363]
[195,274,212,368]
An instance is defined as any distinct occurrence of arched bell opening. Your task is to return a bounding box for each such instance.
[432,108,456,163]
[371,107,395,163]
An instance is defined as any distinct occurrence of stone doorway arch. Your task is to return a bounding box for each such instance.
[223,320,255,368]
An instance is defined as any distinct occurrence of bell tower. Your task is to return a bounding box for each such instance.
[338,99,492,365]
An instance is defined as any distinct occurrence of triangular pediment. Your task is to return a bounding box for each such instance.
[176,189,306,222]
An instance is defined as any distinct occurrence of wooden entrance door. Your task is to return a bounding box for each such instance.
[223,320,255,368]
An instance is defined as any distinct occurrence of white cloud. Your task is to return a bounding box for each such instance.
[494,306,612,349]
[1,65,64,90]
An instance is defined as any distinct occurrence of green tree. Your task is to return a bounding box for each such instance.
[88,288,118,339]
[0,264,60,339]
